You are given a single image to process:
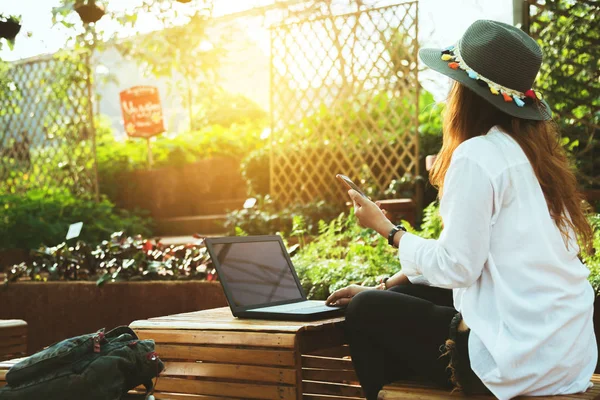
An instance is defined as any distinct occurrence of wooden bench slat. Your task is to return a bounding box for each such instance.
[137,329,295,348]
[156,377,296,400]
[0,326,27,339]
[303,368,359,384]
[0,336,27,348]
[156,344,296,367]
[0,357,26,369]
[300,328,346,354]
[303,395,364,400]
[0,344,27,358]
[302,355,354,370]
[153,393,240,400]
[132,307,344,333]
[379,374,600,400]
[307,345,351,359]
[132,319,311,333]
[0,321,27,329]
[162,361,296,385]
[379,388,469,400]
[303,380,364,398]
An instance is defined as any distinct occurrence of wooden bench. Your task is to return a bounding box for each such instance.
[2,313,597,400]
[0,357,25,388]
[0,320,27,362]
[378,375,600,399]
[129,307,362,399]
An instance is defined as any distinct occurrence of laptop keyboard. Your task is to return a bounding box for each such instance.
[250,300,339,313]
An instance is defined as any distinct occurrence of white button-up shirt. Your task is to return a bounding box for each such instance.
[399,126,597,399]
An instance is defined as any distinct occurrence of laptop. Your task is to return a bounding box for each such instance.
[205,235,345,321]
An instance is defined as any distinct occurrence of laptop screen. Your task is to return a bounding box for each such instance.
[211,240,304,308]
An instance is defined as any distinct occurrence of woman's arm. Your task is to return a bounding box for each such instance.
[349,155,494,289]
[386,270,410,287]
[398,156,494,288]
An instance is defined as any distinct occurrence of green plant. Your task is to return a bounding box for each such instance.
[290,201,440,300]
[529,0,599,189]
[4,231,216,286]
[96,116,267,200]
[223,195,343,236]
[0,188,152,250]
[193,89,268,129]
[383,173,417,199]
[240,146,270,196]
[584,214,600,293]
[405,201,442,239]
[292,211,400,300]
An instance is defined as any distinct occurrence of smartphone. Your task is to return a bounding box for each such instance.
[336,174,369,199]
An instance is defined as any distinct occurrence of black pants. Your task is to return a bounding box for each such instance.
[344,284,457,400]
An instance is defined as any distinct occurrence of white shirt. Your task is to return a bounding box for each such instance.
[399,126,597,400]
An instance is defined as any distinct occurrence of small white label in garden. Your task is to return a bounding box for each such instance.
[66,222,83,240]
[243,198,257,209]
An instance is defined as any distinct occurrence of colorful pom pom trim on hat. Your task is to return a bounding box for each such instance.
[440,44,542,108]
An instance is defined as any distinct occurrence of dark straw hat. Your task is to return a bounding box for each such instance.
[419,20,552,121]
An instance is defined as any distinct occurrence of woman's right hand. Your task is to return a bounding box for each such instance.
[326,284,374,307]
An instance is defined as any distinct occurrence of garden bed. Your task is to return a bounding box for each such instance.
[110,157,247,219]
[0,281,226,353]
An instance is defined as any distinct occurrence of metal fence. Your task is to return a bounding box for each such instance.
[270,0,419,206]
[0,52,97,197]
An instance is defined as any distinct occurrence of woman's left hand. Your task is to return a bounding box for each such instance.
[326,284,374,306]
[348,189,393,236]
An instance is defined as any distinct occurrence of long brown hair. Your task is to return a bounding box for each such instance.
[430,82,593,252]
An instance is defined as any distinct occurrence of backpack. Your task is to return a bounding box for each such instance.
[0,326,164,400]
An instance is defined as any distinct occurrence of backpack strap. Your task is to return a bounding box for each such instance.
[105,326,138,340]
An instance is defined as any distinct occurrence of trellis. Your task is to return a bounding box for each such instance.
[0,52,97,197]
[270,1,419,206]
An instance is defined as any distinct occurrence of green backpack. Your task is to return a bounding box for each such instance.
[0,326,164,400]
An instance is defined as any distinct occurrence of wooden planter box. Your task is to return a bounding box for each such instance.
[108,156,247,219]
[0,249,29,269]
[0,281,227,354]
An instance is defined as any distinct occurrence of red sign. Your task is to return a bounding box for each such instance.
[119,86,165,138]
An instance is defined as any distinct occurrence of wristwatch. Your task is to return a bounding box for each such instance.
[387,224,407,247]
[376,277,390,290]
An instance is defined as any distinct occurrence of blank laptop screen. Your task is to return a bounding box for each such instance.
[212,240,303,308]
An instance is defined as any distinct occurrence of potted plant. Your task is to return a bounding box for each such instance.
[74,0,105,24]
[0,15,22,44]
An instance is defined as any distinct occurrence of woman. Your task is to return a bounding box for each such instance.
[325,20,596,400]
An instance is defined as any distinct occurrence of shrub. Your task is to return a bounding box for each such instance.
[291,211,400,300]
[584,214,600,293]
[4,232,216,286]
[530,0,599,189]
[0,188,152,250]
[96,116,267,200]
[290,201,600,300]
[223,195,343,236]
[240,146,270,196]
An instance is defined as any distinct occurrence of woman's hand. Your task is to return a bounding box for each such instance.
[348,190,394,237]
[326,284,374,306]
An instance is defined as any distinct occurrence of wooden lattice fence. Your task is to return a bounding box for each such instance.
[270,1,420,206]
[0,52,97,197]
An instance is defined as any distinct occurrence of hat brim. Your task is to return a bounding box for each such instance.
[419,48,552,121]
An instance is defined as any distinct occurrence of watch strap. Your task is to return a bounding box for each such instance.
[387,224,407,247]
